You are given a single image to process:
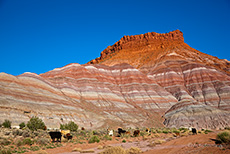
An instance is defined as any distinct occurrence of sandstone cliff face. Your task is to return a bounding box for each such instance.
[0,30,230,129]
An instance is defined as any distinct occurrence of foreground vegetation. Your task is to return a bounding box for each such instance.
[0,118,229,154]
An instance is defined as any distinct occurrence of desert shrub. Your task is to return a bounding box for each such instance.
[103,135,112,141]
[12,129,23,136]
[0,148,12,154]
[127,147,142,154]
[173,130,180,134]
[179,127,188,132]
[162,130,169,134]
[122,139,126,143]
[22,130,30,138]
[27,116,46,131]
[4,131,11,136]
[60,121,78,131]
[88,135,100,143]
[36,138,50,146]
[22,138,33,145]
[37,129,47,137]
[2,120,11,128]
[151,130,156,134]
[224,127,230,130]
[99,146,126,154]
[33,131,39,137]
[156,129,162,133]
[0,138,11,146]
[29,146,40,151]
[19,122,26,129]
[216,131,230,144]
[204,129,212,134]
[140,131,145,137]
[15,139,23,147]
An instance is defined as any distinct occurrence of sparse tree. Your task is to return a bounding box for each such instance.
[27,116,46,131]
[2,119,11,128]
[60,121,78,131]
[19,122,26,129]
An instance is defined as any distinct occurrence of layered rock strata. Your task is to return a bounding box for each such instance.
[0,30,230,129]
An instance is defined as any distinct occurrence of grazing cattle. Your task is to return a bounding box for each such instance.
[146,128,151,134]
[61,130,73,140]
[49,131,62,142]
[192,128,197,135]
[133,130,140,137]
[65,133,73,140]
[108,130,114,136]
[118,128,126,135]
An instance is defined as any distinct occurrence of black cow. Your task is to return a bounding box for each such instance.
[192,128,197,135]
[117,128,126,137]
[49,131,62,142]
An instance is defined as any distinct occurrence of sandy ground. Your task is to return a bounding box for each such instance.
[24,131,230,154]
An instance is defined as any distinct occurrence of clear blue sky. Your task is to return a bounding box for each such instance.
[0,0,229,75]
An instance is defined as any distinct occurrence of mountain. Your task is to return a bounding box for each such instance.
[0,30,230,130]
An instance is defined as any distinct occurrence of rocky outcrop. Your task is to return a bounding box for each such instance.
[0,30,230,129]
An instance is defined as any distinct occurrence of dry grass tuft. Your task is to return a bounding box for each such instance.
[126,147,142,154]
[97,145,104,149]
[154,139,165,144]
[99,146,142,154]
[80,149,95,153]
[72,147,82,152]
[99,146,126,154]
[36,150,48,154]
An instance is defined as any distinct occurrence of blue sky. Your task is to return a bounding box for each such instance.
[0,0,230,75]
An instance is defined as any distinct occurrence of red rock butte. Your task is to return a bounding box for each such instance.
[0,30,230,130]
[88,30,230,75]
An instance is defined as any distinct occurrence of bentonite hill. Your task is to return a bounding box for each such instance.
[0,30,230,130]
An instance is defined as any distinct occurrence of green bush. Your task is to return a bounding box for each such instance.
[217,131,230,144]
[122,139,126,143]
[173,130,180,134]
[60,121,78,131]
[27,116,46,131]
[88,135,100,143]
[19,122,26,129]
[2,120,11,128]
[162,130,169,134]
[204,129,212,134]
[179,128,188,132]
[22,138,33,145]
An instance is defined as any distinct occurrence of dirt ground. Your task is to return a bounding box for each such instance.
[143,131,230,154]
[24,131,230,154]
